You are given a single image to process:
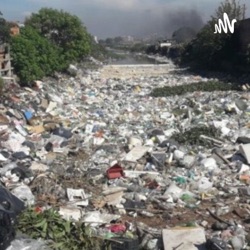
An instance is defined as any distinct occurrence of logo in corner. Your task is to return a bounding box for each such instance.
[214,12,237,34]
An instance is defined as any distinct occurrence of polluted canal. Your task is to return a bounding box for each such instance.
[1,55,250,250]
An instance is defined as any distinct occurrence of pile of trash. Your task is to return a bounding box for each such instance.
[1,63,250,250]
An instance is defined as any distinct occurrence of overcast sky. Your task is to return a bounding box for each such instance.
[1,0,250,38]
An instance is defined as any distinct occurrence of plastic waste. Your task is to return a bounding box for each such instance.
[206,237,228,250]
[7,235,50,250]
[0,186,24,216]
[0,209,15,250]
[197,177,213,192]
[11,185,35,206]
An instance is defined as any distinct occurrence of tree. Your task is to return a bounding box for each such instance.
[146,45,158,54]
[0,11,10,43]
[130,43,147,53]
[105,38,113,45]
[114,36,123,44]
[181,0,246,70]
[11,33,44,84]
[88,35,108,60]
[25,8,92,62]
[172,27,197,44]
[213,0,246,20]
[11,27,64,84]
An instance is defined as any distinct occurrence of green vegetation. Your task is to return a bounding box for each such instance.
[171,125,221,146]
[101,36,124,47]
[151,81,241,97]
[89,39,108,61]
[0,11,10,43]
[10,8,94,85]
[129,43,147,53]
[17,207,103,250]
[100,36,147,53]
[172,27,197,44]
[247,44,250,66]
[25,8,91,63]
[11,27,65,83]
[145,0,249,73]
[180,0,247,71]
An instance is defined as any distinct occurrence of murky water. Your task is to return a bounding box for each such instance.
[111,54,157,65]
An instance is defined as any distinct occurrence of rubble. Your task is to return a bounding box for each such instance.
[1,60,250,249]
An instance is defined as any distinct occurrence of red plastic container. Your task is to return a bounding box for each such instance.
[106,164,124,179]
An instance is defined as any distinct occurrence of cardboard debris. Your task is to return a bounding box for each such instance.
[67,188,89,207]
[27,125,45,134]
[123,146,151,162]
[162,227,206,250]
[1,56,250,249]
[239,143,250,164]
[103,187,126,206]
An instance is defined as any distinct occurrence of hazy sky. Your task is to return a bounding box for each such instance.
[1,0,250,38]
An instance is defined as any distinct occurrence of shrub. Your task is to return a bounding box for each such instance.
[17,207,103,250]
[25,8,92,63]
[151,81,241,97]
[11,27,65,85]
[171,125,221,146]
[11,8,94,84]
[180,0,246,70]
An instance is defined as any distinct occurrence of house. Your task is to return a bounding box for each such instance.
[0,44,13,79]
[158,39,173,48]
[0,21,21,82]
[158,39,175,48]
[9,22,20,36]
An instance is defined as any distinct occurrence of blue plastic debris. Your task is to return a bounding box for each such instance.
[23,111,33,121]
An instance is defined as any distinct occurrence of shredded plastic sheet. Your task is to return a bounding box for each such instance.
[7,235,50,250]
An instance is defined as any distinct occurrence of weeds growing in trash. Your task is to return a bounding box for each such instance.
[16,207,104,250]
[151,80,241,97]
[171,125,221,147]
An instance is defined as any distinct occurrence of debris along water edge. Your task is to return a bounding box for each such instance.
[1,60,250,250]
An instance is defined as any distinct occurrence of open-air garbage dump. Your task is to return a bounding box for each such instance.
[1,60,250,250]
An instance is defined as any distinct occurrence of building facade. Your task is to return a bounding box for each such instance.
[0,44,13,78]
